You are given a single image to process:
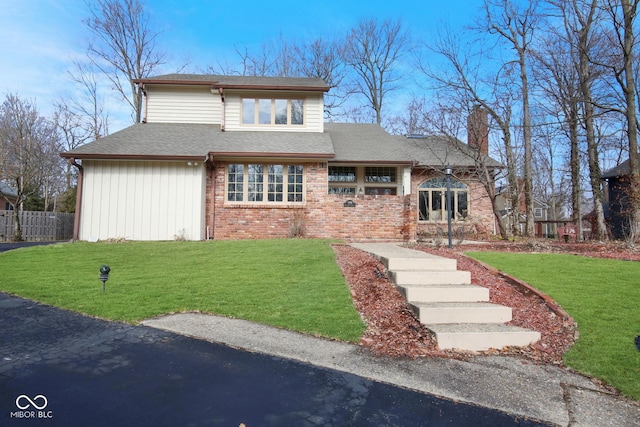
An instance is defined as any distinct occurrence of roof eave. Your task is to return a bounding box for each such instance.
[133,79,330,92]
[329,160,413,165]
[210,151,335,159]
[60,152,205,161]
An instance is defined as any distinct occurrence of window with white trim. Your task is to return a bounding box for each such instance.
[418,178,468,221]
[227,164,304,203]
[241,98,305,126]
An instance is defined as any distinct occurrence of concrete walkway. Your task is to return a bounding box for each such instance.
[143,243,640,427]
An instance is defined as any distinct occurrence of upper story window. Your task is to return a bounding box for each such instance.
[242,98,305,126]
[418,177,468,222]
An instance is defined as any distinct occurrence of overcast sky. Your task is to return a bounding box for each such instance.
[0,0,486,131]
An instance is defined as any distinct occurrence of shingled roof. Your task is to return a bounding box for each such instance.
[61,122,502,169]
[61,123,335,160]
[601,154,640,179]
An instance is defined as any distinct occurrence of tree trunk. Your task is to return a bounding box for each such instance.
[520,42,535,237]
[621,0,640,240]
[569,104,584,240]
[576,3,608,240]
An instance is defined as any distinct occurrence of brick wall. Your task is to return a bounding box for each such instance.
[207,162,494,241]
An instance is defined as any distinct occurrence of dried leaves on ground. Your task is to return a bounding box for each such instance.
[332,241,608,365]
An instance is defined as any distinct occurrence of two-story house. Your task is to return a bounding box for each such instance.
[61,74,498,241]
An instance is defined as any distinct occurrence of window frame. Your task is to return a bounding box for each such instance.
[327,165,400,196]
[418,177,469,222]
[226,163,305,204]
[241,98,305,127]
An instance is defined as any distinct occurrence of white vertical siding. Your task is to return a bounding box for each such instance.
[80,160,206,241]
[146,86,221,124]
[224,92,324,132]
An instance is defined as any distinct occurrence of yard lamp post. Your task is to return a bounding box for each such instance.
[99,265,110,293]
[445,165,453,249]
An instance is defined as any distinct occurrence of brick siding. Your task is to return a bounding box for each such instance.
[207,162,493,241]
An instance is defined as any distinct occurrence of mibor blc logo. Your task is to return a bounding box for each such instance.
[10,394,53,419]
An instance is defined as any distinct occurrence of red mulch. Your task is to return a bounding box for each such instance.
[333,240,637,365]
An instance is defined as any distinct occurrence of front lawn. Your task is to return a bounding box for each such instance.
[0,240,366,342]
[467,251,640,401]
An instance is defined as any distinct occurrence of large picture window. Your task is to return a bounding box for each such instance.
[227,164,304,203]
[418,178,468,222]
[241,98,305,126]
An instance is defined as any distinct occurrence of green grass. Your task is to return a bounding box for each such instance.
[0,239,366,342]
[467,251,640,400]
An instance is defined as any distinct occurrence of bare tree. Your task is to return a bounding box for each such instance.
[482,0,541,237]
[532,22,586,239]
[210,35,348,118]
[294,37,348,118]
[0,94,58,239]
[420,25,520,237]
[84,0,166,123]
[573,0,609,240]
[342,18,409,125]
[66,60,110,141]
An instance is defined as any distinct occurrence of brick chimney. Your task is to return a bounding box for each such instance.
[467,106,489,155]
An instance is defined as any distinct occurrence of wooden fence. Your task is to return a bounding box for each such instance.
[0,210,75,242]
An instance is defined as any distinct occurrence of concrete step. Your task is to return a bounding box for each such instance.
[396,284,490,302]
[410,302,512,324]
[382,256,458,272]
[428,323,542,351]
[390,270,471,286]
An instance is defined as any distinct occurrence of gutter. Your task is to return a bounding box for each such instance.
[132,78,330,93]
[60,153,205,161]
[209,151,335,160]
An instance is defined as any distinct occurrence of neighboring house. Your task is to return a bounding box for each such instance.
[0,183,17,211]
[61,74,499,241]
[601,154,638,239]
[495,182,555,237]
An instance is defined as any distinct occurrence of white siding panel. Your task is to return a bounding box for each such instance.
[80,160,205,241]
[146,86,221,124]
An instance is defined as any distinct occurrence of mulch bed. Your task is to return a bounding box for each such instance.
[333,240,637,365]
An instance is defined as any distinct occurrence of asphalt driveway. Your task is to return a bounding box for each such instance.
[0,293,548,426]
[0,241,59,252]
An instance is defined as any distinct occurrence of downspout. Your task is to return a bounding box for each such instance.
[70,158,83,240]
[218,87,225,131]
[207,153,216,239]
[139,83,148,123]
